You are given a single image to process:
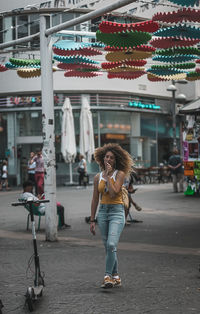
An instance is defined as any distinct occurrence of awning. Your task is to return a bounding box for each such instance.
[179,98,200,114]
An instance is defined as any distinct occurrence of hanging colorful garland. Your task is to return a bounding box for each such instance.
[151,63,196,70]
[0,65,8,72]
[107,71,145,80]
[99,20,159,33]
[153,25,200,39]
[166,0,200,7]
[9,57,41,67]
[105,50,152,62]
[104,45,155,52]
[64,71,101,78]
[152,8,200,23]
[53,55,99,64]
[53,40,102,56]
[187,69,200,81]
[57,63,100,71]
[147,73,168,82]
[108,66,145,73]
[101,60,146,69]
[96,30,152,49]
[150,37,200,49]
[156,47,200,57]
[152,54,198,63]
[17,68,41,78]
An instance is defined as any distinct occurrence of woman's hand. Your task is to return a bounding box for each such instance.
[105,162,113,176]
[90,222,96,235]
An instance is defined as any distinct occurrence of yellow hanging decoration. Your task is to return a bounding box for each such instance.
[17,68,41,78]
[108,66,145,72]
[105,50,153,62]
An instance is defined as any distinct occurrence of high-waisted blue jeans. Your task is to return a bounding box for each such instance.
[97,203,125,277]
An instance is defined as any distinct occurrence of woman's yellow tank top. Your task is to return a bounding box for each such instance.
[98,170,123,204]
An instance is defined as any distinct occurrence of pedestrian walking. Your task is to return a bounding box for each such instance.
[123,172,142,226]
[30,148,45,195]
[90,143,133,289]
[168,147,184,193]
[27,152,37,194]
[0,159,10,191]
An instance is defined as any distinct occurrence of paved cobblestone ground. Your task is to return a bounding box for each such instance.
[0,184,200,313]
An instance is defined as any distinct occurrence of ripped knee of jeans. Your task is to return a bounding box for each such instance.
[107,242,117,253]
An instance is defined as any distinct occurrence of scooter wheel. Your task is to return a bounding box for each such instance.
[26,288,34,312]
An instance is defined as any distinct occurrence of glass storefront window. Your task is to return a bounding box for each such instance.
[141,116,156,139]
[100,111,131,152]
[16,111,42,136]
[0,113,7,159]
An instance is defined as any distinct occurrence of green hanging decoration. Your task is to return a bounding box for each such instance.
[96,30,152,48]
[151,63,196,70]
[156,47,200,56]
[9,57,41,67]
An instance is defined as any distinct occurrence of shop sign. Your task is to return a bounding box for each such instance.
[128,101,160,110]
[8,95,59,106]
[184,161,194,176]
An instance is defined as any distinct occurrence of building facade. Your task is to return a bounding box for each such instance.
[0,0,198,185]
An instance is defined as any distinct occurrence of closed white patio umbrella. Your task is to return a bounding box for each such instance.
[61,97,77,184]
[79,94,95,162]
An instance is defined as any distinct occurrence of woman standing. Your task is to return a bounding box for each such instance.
[78,154,87,187]
[90,143,133,289]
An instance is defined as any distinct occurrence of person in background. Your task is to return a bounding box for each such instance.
[30,148,45,195]
[90,143,133,289]
[168,147,184,193]
[123,172,142,226]
[77,154,87,187]
[20,181,71,229]
[0,159,10,191]
[27,152,37,194]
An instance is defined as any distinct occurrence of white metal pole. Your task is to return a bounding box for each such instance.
[40,15,57,241]
[69,162,73,185]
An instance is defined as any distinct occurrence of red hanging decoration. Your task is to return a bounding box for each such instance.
[57,63,100,71]
[150,37,200,49]
[101,60,146,69]
[64,71,101,78]
[53,46,102,56]
[0,64,8,72]
[104,45,156,52]
[99,20,159,34]
[152,8,200,23]
[107,71,145,80]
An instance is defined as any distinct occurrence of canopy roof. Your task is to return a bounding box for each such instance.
[179,98,200,114]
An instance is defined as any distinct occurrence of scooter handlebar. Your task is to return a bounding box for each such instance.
[12,199,50,206]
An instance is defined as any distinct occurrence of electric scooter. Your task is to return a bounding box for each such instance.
[12,197,49,312]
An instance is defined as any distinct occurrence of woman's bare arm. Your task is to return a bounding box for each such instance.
[106,171,125,198]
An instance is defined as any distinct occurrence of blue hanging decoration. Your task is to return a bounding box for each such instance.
[152,54,198,63]
[53,55,99,64]
[153,25,200,39]
[166,0,200,7]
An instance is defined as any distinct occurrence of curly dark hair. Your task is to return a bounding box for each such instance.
[94,143,134,175]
